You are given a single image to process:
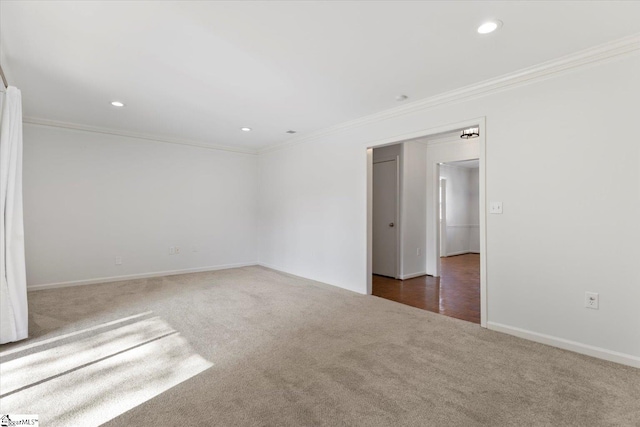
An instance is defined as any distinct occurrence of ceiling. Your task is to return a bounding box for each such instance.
[2,1,640,152]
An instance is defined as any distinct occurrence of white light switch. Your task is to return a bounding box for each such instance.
[490,202,503,214]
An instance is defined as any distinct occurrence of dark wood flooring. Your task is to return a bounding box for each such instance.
[372,253,480,324]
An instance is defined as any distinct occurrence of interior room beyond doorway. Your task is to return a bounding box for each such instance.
[370,130,482,325]
[372,253,480,323]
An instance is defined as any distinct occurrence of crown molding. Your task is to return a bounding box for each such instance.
[22,117,258,155]
[259,33,640,155]
[21,34,640,157]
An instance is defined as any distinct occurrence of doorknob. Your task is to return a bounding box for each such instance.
[389,222,395,227]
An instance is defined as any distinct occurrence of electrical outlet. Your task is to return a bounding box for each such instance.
[175,247,180,254]
[585,292,599,309]
[490,202,503,214]
[169,247,176,255]
[115,256,122,265]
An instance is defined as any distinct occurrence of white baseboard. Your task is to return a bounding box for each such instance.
[487,321,640,369]
[27,262,257,292]
[400,271,427,280]
[30,264,638,368]
[257,262,367,295]
[444,250,481,257]
[256,262,323,285]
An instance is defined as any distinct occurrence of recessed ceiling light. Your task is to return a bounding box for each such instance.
[111,101,125,107]
[395,95,408,101]
[241,127,252,132]
[477,20,502,34]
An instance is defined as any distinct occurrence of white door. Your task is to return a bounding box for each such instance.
[373,160,398,277]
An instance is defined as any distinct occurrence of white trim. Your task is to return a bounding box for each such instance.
[257,262,367,295]
[372,156,397,164]
[395,154,401,280]
[479,123,487,328]
[400,271,426,280]
[260,34,640,155]
[256,261,304,278]
[443,250,480,257]
[366,148,373,295]
[27,262,257,291]
[487,322,640,369]
[23,117,258,155]
[439,177,447,260]
[17,35,639,157]
[364,119,484,166]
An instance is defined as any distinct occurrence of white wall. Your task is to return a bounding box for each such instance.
[23,124,258,287]
[400,141,427,278]
[258,53,640,362]
[468,168,480,253]
[440,163,479,256]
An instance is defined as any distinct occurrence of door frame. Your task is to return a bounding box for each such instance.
[366,117,487,328]
[372,156,401,279]
[439,177,447,258]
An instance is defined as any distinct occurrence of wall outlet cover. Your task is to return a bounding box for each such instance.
[585,292,599,309]
[490,201,503,214]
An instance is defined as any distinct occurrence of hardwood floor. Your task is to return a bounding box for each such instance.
[372,253,480,324]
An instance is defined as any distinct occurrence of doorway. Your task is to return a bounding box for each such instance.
[367,118,487,327]
[372,156,399,278]
[435,159,481,323]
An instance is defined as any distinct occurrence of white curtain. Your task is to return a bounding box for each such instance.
[0,86,28,344]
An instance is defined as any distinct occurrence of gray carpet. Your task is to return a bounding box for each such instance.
[1,266,638,426]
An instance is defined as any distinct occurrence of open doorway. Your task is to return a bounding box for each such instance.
[435,159,481,323]
[368,120,486,326]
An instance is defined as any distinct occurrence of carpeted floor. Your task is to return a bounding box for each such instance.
[1,266,638,426]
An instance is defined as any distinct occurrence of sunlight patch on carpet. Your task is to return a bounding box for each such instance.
[0,316,213,425]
